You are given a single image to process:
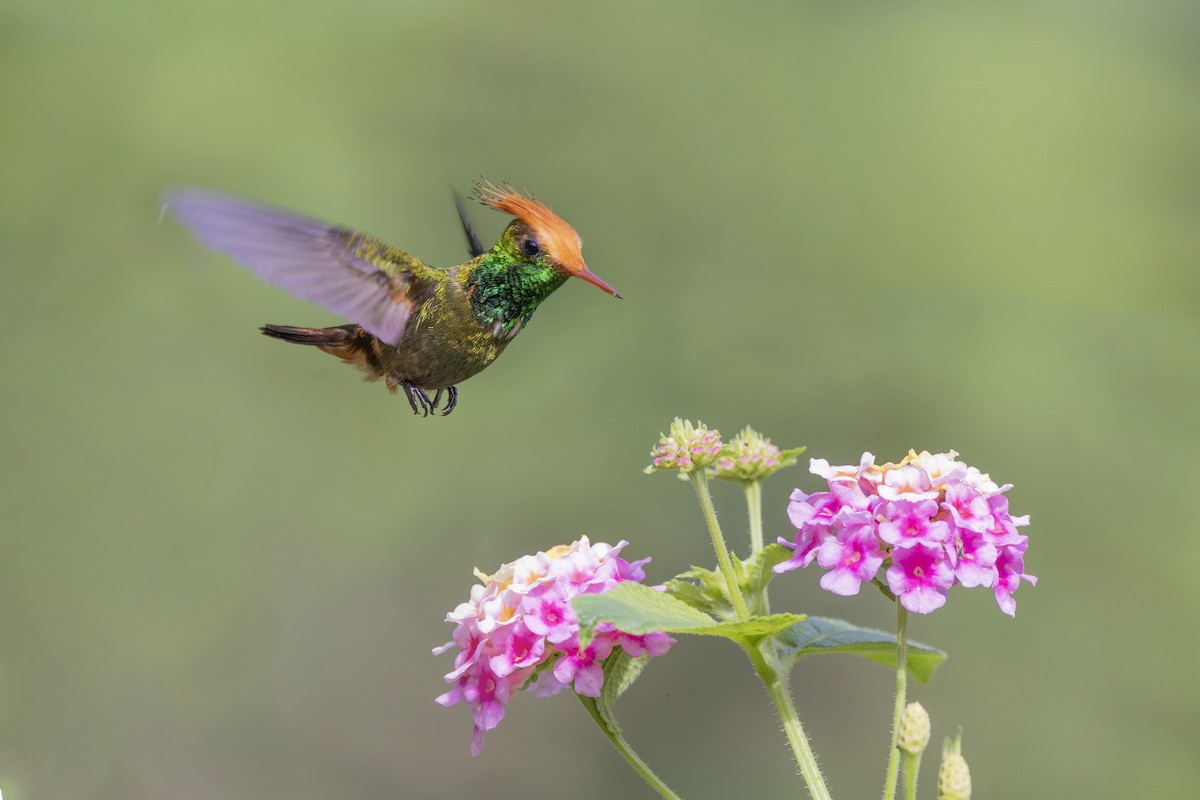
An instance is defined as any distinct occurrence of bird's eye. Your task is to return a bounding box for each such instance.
[521,237,541,258]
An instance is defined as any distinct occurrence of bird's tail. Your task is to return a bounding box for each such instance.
[261,324,384,377]
[261,324,356,347]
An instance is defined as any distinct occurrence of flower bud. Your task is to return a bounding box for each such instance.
[711,426,804,482]
[937,729,971,800]
[898,701,931,756]
[645,418,723,474]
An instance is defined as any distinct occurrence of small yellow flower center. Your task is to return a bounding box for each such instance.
[546,544,572,560]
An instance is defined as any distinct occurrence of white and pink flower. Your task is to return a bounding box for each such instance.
[435,537,675,755]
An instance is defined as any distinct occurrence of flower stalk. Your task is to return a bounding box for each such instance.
[902,749,920,800]
[745,642,833,800]
[578,695,685,800]
[882,604,910,799]
[688,470,750,620]
[745,479,765,556]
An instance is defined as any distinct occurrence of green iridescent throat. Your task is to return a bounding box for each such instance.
[467,250,568,333]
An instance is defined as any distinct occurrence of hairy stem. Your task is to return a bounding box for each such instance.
[688,471,750,620]
[745,479,765,555]
[902,751,920,800]
[578,695,685,800]
[882,604,910,800]
[745,643,833,800]
[744,479,770,614]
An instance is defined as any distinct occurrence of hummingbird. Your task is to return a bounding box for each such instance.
[164,182,621,416]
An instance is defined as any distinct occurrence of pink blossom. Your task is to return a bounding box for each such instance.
[436,660,528,757]
[830,477,875,513]
[877,499,951,549]
[985,493,1027,547]
[775,489,841,571]
[942,482,994,534]
[904,449,967,486]
[814,526,885,596]
[887,543,956,614]
[522,588,576,644]
[436,537,675,754]
[877,464,939,502]
[993,539,1036,617]
[617,555,651,582]
[778,450,1034,615]
[954,528,998,588]
[487,622,546,677]
[552,635,614,697]
[613,630,675,658]
[528,669,569,698]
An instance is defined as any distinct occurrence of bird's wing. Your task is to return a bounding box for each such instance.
[164,189,441,345]
[453,189,487,258]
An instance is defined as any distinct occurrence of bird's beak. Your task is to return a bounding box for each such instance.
[574,265,622,299]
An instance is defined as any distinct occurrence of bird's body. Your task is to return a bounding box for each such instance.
[259,245,568,411]
[165,183,618,415]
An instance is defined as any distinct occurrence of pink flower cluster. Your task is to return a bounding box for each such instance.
[435,537,675,755]
[775,450,1035,615]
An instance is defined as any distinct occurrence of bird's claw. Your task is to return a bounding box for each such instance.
[401,382,459,417]
[441,386,458,416]
[402,381,435,416]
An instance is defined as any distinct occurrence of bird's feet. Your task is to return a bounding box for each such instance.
[396,379,459,417]
[400,381,436,416]
[438,386,458,416]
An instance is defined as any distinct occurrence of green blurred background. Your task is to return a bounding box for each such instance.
[2,1,1198,797]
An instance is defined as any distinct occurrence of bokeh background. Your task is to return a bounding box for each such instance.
[2,1,1198,798]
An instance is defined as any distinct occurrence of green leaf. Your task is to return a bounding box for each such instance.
[778,446,808,461]
[664,564,734,618]
[661,576,720,614]
[573,582,805,646]
[745,542,791,574]
[774,616,947,685]
[664,546,790,619]
[742,543,790,610]
[574,582,713,643]
[713,613,807,643]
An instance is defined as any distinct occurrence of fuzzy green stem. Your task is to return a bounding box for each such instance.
[744,479,770,614]
[882,604,910,800]
[745,643,833,800]
[745,479,765,555]
[578,695,684,800]
[901,751,920,800]
[688,470,750,620]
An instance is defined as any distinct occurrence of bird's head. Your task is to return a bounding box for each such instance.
[474,181,621,299]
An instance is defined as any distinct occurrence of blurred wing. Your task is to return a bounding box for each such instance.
[453,189,487,258]
[164,189,435,345]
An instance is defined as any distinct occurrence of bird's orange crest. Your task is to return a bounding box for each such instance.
[473,180,586,275]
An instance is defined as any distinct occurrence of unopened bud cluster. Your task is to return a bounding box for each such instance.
[938,730,972,800]
[712,426,803,482]
[645,418,723,474]
[898,701,931,755]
